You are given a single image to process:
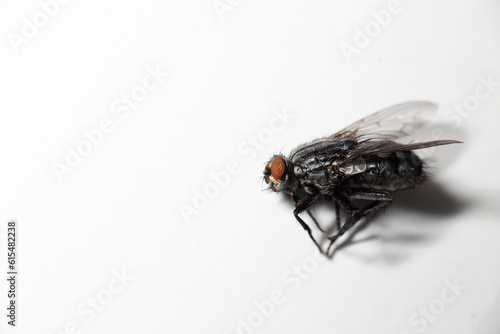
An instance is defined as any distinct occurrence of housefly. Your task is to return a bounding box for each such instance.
[263,101,461,256]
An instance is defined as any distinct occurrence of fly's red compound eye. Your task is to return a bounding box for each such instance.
[271,157,286,183]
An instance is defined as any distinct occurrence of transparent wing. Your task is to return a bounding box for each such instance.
[348,139,462,158]
[333,101,438,140]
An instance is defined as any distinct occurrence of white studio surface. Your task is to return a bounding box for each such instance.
[1,1,500,333]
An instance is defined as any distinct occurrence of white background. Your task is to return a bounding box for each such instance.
[1,0,500,333]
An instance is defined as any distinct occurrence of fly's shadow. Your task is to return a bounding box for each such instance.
[280,180,468,264]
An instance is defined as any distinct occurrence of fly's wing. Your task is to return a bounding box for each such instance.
[333,101,438,141]
[329,101,461,168]
[350,139,462,157]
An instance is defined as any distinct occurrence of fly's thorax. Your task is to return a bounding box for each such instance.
[292,161,342,195]
[289,139,358,194]
[290,138,357,170]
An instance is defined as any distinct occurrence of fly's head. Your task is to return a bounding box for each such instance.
[263,155,293,193]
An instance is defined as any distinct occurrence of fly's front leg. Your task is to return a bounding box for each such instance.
[325,192,360,254]
[292,193,325,255]
[326,190,394,255]
[335,202,341,232]
[307,209,327,233]
[306,197,339,234]
[292,194,327,234]
[326,195,342,232]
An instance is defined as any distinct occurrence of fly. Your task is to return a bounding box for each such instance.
[263,101,461,256]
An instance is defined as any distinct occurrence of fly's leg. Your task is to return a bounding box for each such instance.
[307,209,327,233]
[325,192,361,254]
[292,193,325,255]
[348,190,395,219]
[326,191,394,255]
[335,202,341,232]
[349,191,395,203]
[292,194,327,234]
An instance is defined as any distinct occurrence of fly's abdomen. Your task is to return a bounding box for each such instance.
[349,151,424,191]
